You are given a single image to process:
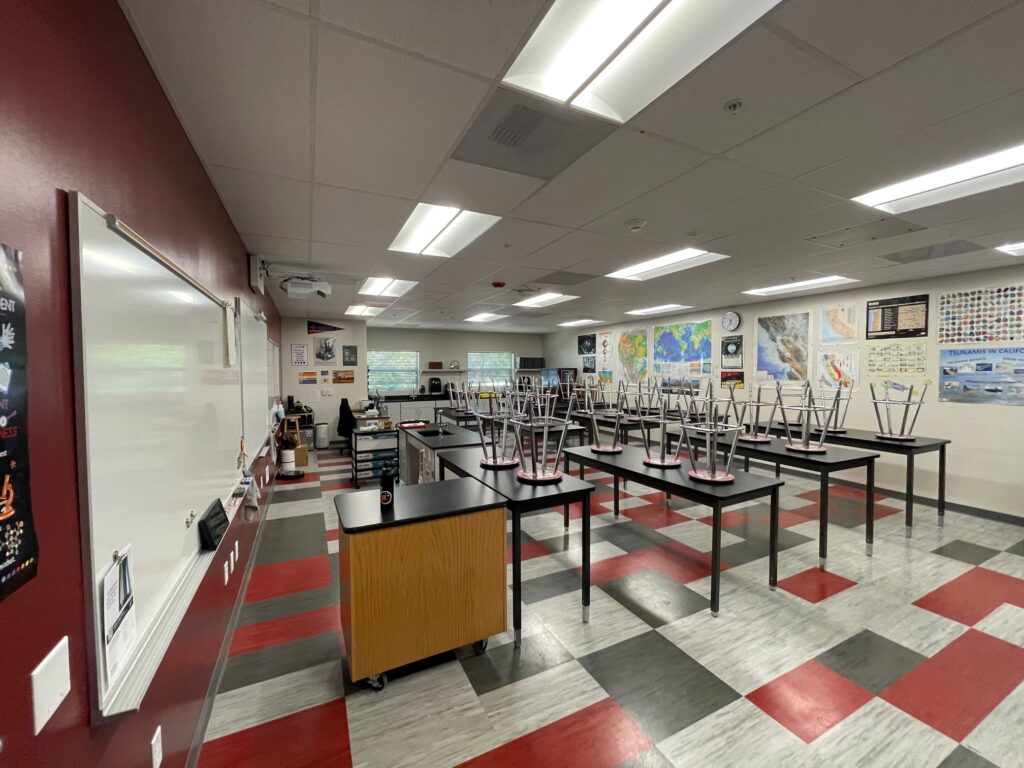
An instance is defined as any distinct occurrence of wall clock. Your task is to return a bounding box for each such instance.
[721,311,741,332]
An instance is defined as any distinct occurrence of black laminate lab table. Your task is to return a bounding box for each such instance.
[568,411,652,447]
[671,431,880,564]
[754,424,950,536]
[563,445,784,616]
[437,447,595,647]
[435,406,478,428]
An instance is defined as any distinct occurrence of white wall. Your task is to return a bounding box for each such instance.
[366,328,545,391]
[282,317,368,436]
[543,265,1024,518]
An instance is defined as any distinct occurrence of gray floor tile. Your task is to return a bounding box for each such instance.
[218,632,341,694]
[578,630,739,742]
[601,570,708,628]
[270,485,324,504]
[237,584,339,627]
[620,746,675,767]
[520,568,584,604]
[590,521,673,552]
[815,629,925,694]
[254,514,328,566]
[1006,539,1024,557]
[931,539,1001,566]
[460,627,573,696]
[936,746,1000,768]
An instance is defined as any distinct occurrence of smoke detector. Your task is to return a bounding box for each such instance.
[723,98,743,115]
[626,218,648,233]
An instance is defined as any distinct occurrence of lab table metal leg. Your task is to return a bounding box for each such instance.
[562,454,570,529]
[710,504,722,616]
[819,473,829,569]
[866,459,875,557]
[512,507,522,647]
[769,488,779,590]
[938,444,946,527]
[613,475,620,518]
[905,453,915,537]
[582,493,591,623]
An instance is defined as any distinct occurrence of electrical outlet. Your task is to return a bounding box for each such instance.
[150,725,163,767]
[223,561,229,585]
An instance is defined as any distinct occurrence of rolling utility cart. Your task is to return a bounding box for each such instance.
[352,427,399,488]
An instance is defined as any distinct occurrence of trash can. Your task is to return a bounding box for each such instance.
[314,422,330,449]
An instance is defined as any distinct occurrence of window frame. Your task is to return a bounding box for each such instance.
[467,351,515,389]
[367,349,420,394]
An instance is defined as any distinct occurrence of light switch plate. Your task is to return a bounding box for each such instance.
[151,725,163,767]
[31,636,71,735]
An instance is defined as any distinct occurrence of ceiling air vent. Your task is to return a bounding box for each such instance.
[489,104,543,148]
[880,240,984,265]
[803,217,925,249]
[537,271,594,286]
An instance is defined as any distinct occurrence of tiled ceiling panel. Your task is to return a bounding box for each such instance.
[311,185,415,249]
[423,159,545,215]
[207,165,310,240]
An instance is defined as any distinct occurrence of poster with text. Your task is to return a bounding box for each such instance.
[618,329,648,382]
[939,347,1024,405]
[721,335,743,369]
[938,285,1023,344]
[653,320,712,364]
[818,349,860,390]
[598,331,613,372]
[0,244,37,602]
[577,333,596,355]
[291,343,308,366]
[866,294,928,339]
[820,304,858,344]
[756,313,809,380]
[342,345,358,366]
[866,342,927,377]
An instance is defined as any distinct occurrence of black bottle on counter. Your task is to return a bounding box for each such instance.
[379,467,395,516]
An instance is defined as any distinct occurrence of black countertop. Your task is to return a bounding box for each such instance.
[335,477,506,533]
[751,423,951,453]
[564,445,783,504]
[667,428,880,468]
[401,422,485,450]
[381,394,451,403]
[437,447,593,509]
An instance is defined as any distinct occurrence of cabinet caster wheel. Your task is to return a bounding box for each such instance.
[473,639,489,656]
[366,673,387,691]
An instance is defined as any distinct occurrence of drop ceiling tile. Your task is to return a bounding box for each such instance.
[530,231,677,274]
[801,90,1024,198]
[373,251,450,282]
[955,218,1024,244]
[481,265,554,288]
[896,182,1024,229]
[311,184,415,248]
[586,159,783,241]
[729,3,1024,178]
[318,0,545,78]
[315,28,489,197]
[771,0,1014,77]
[423,259,501,287]
[423,159,544,215]
[125,0,311,179]
[242,233,310,264]
[266,0,310,14]
[511,129,707,228]
[455,218,570,263]
[632,25,858,153]
[700,231,828,265]
[208,165,310,239]
[308,241,380,274]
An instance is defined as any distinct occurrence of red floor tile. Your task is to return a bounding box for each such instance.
[696,510,752,530]
[325,528,339,542]
[881,629,1024,741]
[913,567,1024,626]
[278,471,320,485]
[762,501,902,529]
[199,698,350,768]
[321,480,354,492]
[229,605,342,656]
[778,567,857,604]
[795,484,888,504]
[748,660,873,743]
[245,555,333,603]
[507,538,551,564]
[588,542,719,586]
[458,698,650,768]
[623,498,691,529]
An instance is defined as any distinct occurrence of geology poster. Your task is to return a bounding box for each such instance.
[818,349,859,390]
[618,329,648,383]
[756,312,809,381]
[939,347,1024,405]
[820,304,858,344]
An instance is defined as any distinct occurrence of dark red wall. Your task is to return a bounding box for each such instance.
[0,1,281,765]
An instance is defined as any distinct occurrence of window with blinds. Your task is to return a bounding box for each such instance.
[468,351,514,388]
[367,350,419,394]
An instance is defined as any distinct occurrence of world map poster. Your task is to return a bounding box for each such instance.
[652,320,712,364]
[756,312,809,381]
[618,329,648,382]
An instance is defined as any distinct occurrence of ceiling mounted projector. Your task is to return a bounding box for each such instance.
[281,276,332,299]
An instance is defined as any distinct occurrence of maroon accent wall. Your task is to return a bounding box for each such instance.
[0,1,281,765]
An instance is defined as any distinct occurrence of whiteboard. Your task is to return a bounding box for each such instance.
[71,193,242,716]
[239,300,270,461]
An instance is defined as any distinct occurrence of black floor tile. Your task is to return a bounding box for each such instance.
[591,522,672,553]
[254,515,328,566]
[816,629,926,694]
[718,527,811,568]
[601,570,707,628]
[578,631,739,742]
[237,584,339,626]
[931,539,1001,566]
[460,628,573,696]
[219,632,341,693]
[1007,538,1024,557]
[270,485,324,503]
[936,746,1000,768]
[520,569,583,604]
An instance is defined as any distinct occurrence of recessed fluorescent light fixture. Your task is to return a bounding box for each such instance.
[465,313,507,323]
[345,304,384,317]
[625,304,690,316]
[852,141,1024,214]
[389,203,500,257]
[606,248,729,281]
[513,292,578,308]
[559,318,602,327]
[743,276,858,297]
[996,242,1024,256]
[358,277,417,297]
[504,0,782,123]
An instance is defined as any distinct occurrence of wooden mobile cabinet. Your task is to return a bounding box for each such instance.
[335,478,507,684]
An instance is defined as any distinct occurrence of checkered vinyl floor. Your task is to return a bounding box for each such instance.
[198,448,1024,768]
